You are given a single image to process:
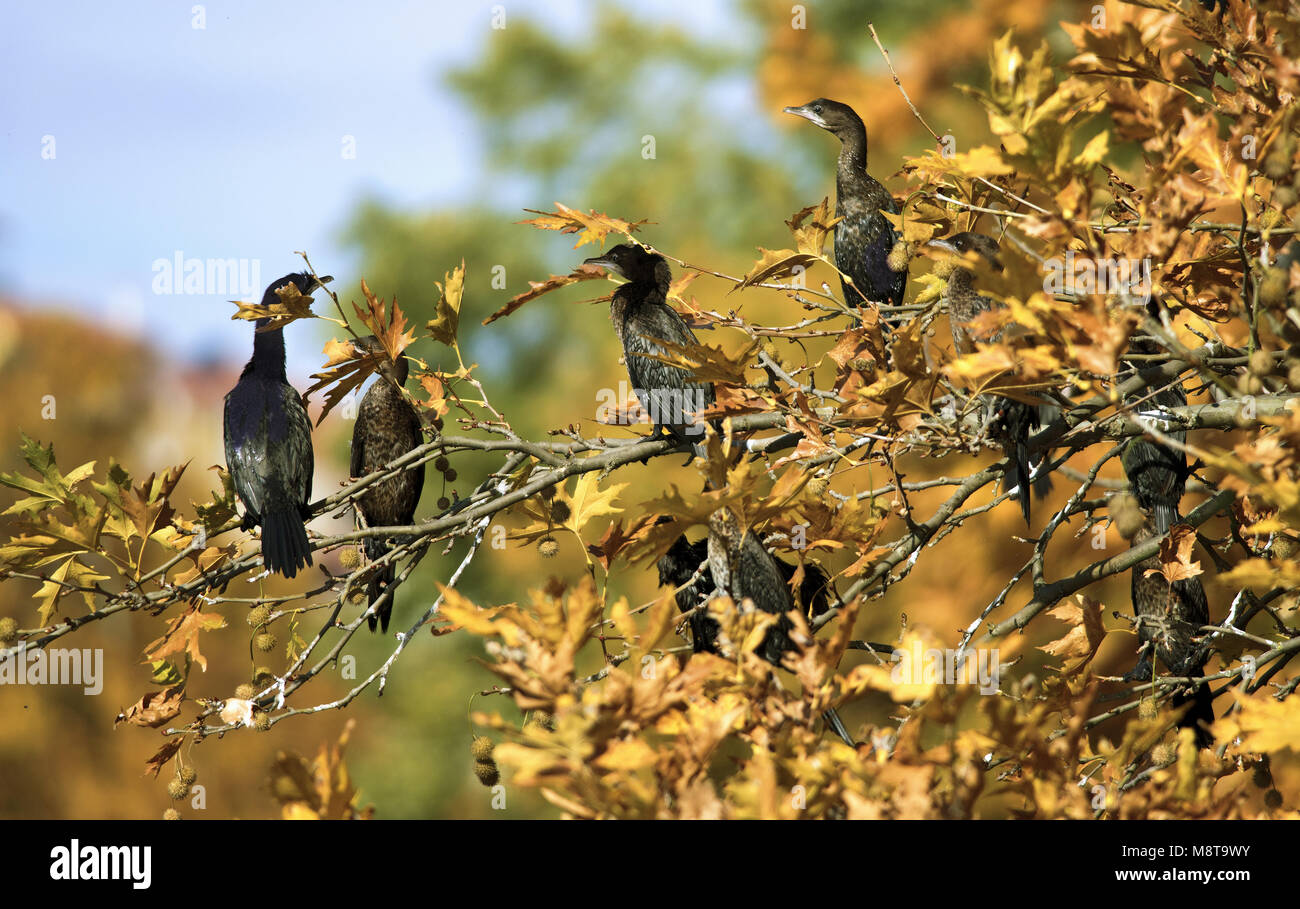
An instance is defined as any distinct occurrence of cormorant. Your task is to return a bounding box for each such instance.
[928,231,1048,524]
[704,507,854,745]
[224,272,321,579]
[656,532,722,654]
[1120,305,1188,535]
[783,98,907,315]
[583,244,716,448]
[657,525,831,656]
[1126,517,1214,746]
[350,335,425,633]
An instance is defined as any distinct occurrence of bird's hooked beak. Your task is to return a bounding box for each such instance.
[925,238,958,255]
[309,274,334,291]
[783,105,826,128]
[583,254,624,279]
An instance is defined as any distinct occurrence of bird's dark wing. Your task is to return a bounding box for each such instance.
[1121,381,1188,533]
[657,535,719,654]
[1131,535,1209,678]
[350,398,369,481]
[621,303,715,427]
[223,389,267,522]
[883,195,907,307]
[277,381,314,509]
[738,534,795,616]
[1130,532,1212,746]
[736,533,798,665]
[836,181,906,309]
[400,402,426,521]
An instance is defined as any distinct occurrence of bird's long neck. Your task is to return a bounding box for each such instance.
[836,121,868,175]
[384,355,410,387]
[947,267,976,297]
[621,268,670,307]
[249,318,287,378]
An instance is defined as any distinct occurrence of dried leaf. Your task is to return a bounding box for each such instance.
[518,202,649,248]
[427,262,465,346]
[482,265,607,325]
[115,684,185,728]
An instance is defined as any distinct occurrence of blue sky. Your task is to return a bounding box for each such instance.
[0,0,737,377]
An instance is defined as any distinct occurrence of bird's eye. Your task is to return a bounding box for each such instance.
[812,104,823,113]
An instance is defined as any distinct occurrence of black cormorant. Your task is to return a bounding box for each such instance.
[350,335,425,633]
[224,272,321,578]
[656,533,722,655]
[657,525,831,657]
[583,244,716,447]
[784,98,907,315]
[928,232,1047,524]
[1127,518,1214,746]
[704,507,854,745]
[1120,306,1188,535]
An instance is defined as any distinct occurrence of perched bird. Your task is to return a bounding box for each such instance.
[350,335,425,633]
[657,525,831,656]
[1126,518,1214,746]
[1121,392,1187,535]
[783,98,907,315]
[1120,309,1188,535]
[707,508,804,665]
[704,507,854,745]
[583,244,715,447]
[224,273,322,578]
[656,532,722,654]
[928,231,1048,524]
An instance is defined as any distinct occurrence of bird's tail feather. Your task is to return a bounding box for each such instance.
[1011,439,1033,525]
[1153,501,1181,535]
[262,508,312,579]
[364,536,395,633]
[1027,402,1056,502]
[1174,683,1215,749]
[999,401,1040,525]
[823,707,855,747]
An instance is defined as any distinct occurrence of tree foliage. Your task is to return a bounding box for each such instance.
[3,0,1300,819]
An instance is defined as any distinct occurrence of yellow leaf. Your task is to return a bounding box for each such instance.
[609,596,638,643]
[352,279,417,359]
[640,591,676,653]
[786,198,840,257]
[230,281,337,330]
[302,338,385,427]
[1215,695,1300,753]
[518,202,649,248]
[427,261,465,346]
[593,738,657,772]
[1074,130,1109,167]
[1149,524,1202,584]
[734,248,820,291]
[482,264,607,325]
[564,473,627,535]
